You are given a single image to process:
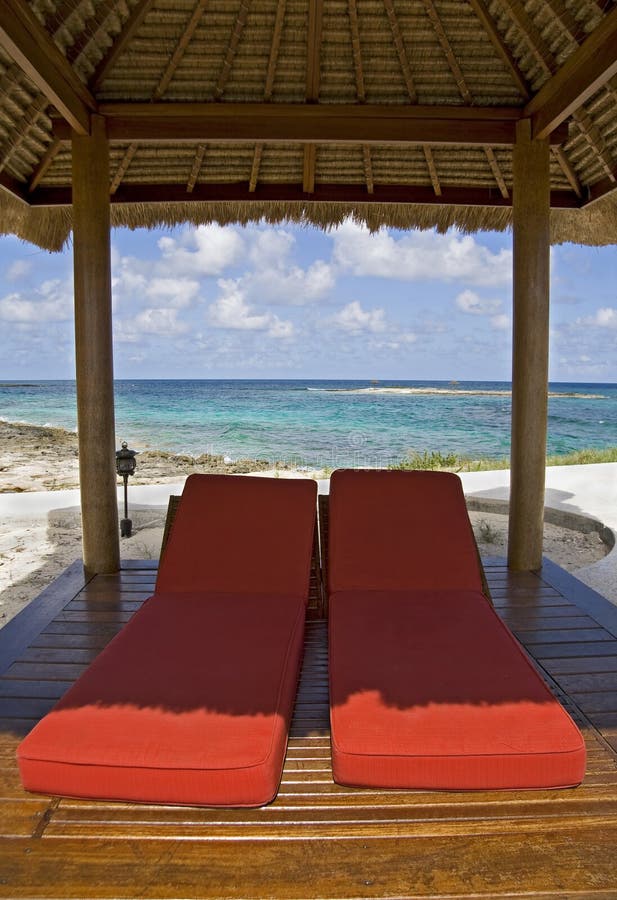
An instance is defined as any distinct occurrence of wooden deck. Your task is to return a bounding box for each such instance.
[1,558,617,898]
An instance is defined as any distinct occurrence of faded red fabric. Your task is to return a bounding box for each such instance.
[18,474,317,807]
[329,590,586,790]
[328,469,483,594]
[327,470,585,791]
[157,473,317,598]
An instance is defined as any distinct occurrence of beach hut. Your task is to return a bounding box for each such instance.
[0,0,616,578]
[1,4,617,896]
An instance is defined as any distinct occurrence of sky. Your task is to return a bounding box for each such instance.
[0,218,616,382]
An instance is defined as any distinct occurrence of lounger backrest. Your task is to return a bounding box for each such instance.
[156,474,317,598]
[329,469,483,593]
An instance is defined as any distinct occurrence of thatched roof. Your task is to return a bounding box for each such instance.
[1,0,617,250]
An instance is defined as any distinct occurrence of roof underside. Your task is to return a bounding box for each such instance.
[0,0,617,250]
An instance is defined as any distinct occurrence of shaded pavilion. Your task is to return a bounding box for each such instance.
[1,0,617,576]
[1,5,617,897]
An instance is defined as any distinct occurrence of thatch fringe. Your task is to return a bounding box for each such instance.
[2,189,617,252]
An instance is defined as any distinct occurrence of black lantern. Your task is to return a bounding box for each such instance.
[115,442,137,537]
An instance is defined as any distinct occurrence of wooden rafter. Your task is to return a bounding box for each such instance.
[0,94,47,172]
[152,0,209,101]
[348,0,366,103]
[110,142,137,194]
[543,0,587,46]
[66,0,117,65]
[551,145,582,198]
[362,145,374,194]
[303,0,323,194]
[423,146,442,196]
[572,107,616,182]
[422,0,472,103]
[525,5,617,139]
[263,0,286,101]
[0,0,95,134]
[249,143,263,192]
[306,0,323,102]
[382,0,417,103]
[186,144,206,193]
[585,166,617,205]
[53,103,568,146]
[89,0,154,92]
[303,144,316,193]
[214,0,252,99]
[484,146,509,198]
[467,0,530,99]
[44,0,81,35]
[499,0,554,76]
[28,137,61,191]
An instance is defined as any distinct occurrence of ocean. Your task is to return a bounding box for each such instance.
[1,379,616,469]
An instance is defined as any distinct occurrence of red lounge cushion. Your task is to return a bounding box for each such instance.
[329,590,586,790]
[18,591,306,806]
[157,474,317,597]
[328,469,483,593]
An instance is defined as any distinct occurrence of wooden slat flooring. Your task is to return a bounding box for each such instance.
[1,558,617,898]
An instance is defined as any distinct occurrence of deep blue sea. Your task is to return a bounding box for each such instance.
[1,380,616,468]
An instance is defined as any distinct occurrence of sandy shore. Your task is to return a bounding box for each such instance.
[0,419,611,629]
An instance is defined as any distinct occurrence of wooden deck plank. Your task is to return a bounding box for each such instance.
[0,558,616,898]
[2,828,617,898]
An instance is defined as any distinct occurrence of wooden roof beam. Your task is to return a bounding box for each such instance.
[90,0,154,92]
[525,4,617,139]
[303,0,323,193]
[468,0,530,99]
[383,0,417,103]
[214,0,251,99]
[28,180,581,210]
[248,143,263,192]
[551,145,582,198]
[422,0,472,103]
[152,0,209,101]
[348,0,366,103]
[110,142,137,194]
[28,137,61,192]
[484,146,509,198]
[52,103,568,146]
[500,0,554,77]
[423,146,442,196]
[362,145,374,194]
[0,0,95,134]
[264,0,286,101]
[187,143,207,193]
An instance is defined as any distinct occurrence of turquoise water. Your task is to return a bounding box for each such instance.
[1,380,616,468]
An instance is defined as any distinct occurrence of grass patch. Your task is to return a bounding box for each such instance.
[391,446,617,472]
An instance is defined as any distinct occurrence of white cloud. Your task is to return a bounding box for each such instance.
[144,277,199,308]
[593,307,617,328]
[242,259,335,306]
[248,228,295,267]
[490,314,511,331]
[456,289,503,316]
[158,224,244,276]
[6,259,32,281]
[332,220,512,287]
[207,280,294,338]
[134,308,189,336]
[330,301,386,334]
[0,279,72,323]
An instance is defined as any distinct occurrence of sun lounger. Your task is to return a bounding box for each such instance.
[18,474,317,807]
[328,469,586,791]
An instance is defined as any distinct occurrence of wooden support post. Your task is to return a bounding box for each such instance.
[508,118,550,571]
[72,114,119,576]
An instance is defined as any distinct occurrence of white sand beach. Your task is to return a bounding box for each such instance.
[0,420,615,629]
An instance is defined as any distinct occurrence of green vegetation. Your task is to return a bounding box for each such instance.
[391,446,617,473]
